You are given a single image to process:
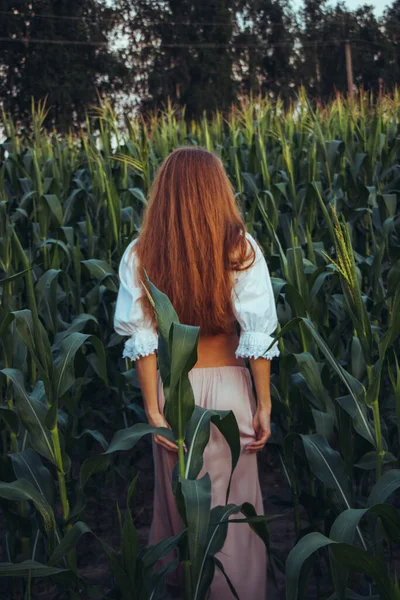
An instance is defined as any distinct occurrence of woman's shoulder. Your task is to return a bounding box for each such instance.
[243,231,261,250]
[126,236,140,251]
[240,231,263,265]
[231,231,261,286]
[121,236,139,264]
[118,237,141,281]
[233,230,256,255]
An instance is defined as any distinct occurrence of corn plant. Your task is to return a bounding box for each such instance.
[0,90,399,599]
[102,272,275,600]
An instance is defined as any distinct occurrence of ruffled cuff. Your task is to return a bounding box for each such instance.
[122,330,158,361]
[235,331,280,360]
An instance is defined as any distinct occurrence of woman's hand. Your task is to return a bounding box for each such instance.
[147,411,179,453]
[245,407,271,453]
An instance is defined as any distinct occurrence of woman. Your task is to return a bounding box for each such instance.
[114,146,280,600]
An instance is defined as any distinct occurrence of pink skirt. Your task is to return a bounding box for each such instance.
[148,366,267,600]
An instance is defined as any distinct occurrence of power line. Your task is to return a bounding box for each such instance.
[0,9,111,22]
[0,10,240,26]
[1,83,106,89]
[0,36,108,47]
[0,36,387,51]
[0,10,386,27]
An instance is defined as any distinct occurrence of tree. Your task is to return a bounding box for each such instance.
[299,0,326,98]
[0,0,128,129]
[382,0,400,86]
[119,0,236,119]
[118,0,300,117]
[233,0,297,98]
[299,1,385,99]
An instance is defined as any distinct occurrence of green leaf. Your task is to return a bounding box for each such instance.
[121,475,139,586]
[81,259,115,279]
[101,541,133,600]
[300,318,366,401]
[0,406,19,434]
[54,332,108,400]
[289,317,374,447]
[286,532,334,600]
[169,322,200,393]
[164,322,200,439]
[79,455,110,490]
[330,504,400,546]
[142,269,179,344]
[0,266,38,286]
[53,314,99,348]
[11,310,44,373]
[214,557,240,600]
[128,187,148,205]
[48,521,92,566]
[0,560,67,577]
[194,502,270,600]
[284,283,308,318]
[309,270,335,303]
[354,451,397,470]
[265,317,368,435]
[0,479,56,538]
[294,352,330,411]
[0,311,15,338]
[11,309,53,381]
[104,423,176,455]
[184,406,240,502]
[382,193,397,217]
[300,434,352,507]
[43,194,63,226]
[311,409,335,442]
[194,504,238,600]
[351,336,366,382]
[181,474,212,597]
[335,395,375,448]
[326,140,345,172]
[74,429,109,450]
[238,502,270,548]
[286,532,395,600]
[38,238,70,262]
[329,545,395,600]
[368,469,400,506]
[35,269,66,334]
[287,247,309,306]
[11,448,56,507]
[256,197,288,277]
[1,369,56,465]
[141,531,185,571]
[380,282,400,356]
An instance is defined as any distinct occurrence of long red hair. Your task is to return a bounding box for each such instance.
[133,146,256,335]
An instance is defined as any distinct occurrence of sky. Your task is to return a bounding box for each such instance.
[106,0,392,19]
[293,0,391,17]
[339,0,390,14]
[106,0,392,16]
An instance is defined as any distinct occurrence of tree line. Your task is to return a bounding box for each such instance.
[0,0,399,128]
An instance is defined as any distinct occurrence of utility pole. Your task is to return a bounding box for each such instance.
[345,40,354,98]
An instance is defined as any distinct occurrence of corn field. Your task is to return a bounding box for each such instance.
[1,90,400,600]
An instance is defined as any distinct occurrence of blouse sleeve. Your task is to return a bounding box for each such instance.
[114,238,158,361]
[232,232,280,360]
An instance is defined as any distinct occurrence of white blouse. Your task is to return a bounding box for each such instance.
[114,233,280,362]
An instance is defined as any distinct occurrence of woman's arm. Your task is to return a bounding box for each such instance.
[114,241,177,453]
[245,357,272,453]
[134,354,178,452]
[231,234,279,453]
[134,353,159,417]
